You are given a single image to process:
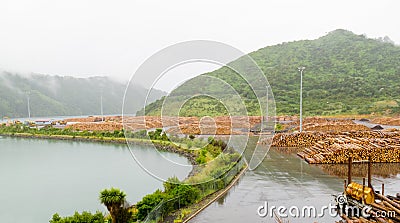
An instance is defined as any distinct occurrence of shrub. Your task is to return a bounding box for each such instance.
[49,211,105,223]
[170,184,200,207]
[136,190,168,221]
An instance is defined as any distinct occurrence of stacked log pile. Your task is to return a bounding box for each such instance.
[166,124,242,135]
[296,132,400,164]
[272,130,400,147]
[64,116,123,123]
[344,130,400,139]
[275,115,298,122]
[372,116,400,126]
[338,193,400,223]
[63,115,258,134]
[302,123,370,132]
[288,118,372,132]
[66,122,123,131]
[272,130,400,164]
[272,132,329,147]
[291,117,354,126]
[64,116,100,122]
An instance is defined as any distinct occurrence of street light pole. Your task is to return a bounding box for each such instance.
[26,92,31,119]
[298,67,305,132]
[100,94,104,122]
[266,86,269,123]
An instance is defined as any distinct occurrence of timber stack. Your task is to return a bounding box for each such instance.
[300,123,370,132]
[272,122,373,148]
[297,131,400,164]
[272,132,328,147]
[338,193,400,223]
[372,116,400,126]
[272,130,400,164]
[66,122,123,131]
[297,132,400,164]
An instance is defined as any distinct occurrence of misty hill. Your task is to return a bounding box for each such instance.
[140,29,400,116]
[0,72,166,118]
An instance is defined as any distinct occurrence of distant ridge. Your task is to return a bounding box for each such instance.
[0,72,166,118]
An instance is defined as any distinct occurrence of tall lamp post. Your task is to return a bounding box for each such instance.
[100,94,104,122]
[26,91,31,119]
[266,85,269,123]
[298,67,305,132]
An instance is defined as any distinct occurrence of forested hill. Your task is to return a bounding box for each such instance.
[140,29,400,116]
[0,72,166,118]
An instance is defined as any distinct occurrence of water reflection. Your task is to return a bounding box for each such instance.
[191,137,400,223]
[316,163,400,179]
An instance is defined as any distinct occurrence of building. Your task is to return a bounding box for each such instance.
[35,119,52,126]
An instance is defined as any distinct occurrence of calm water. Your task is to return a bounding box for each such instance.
[0,136,191,223]
[191,139,400,223]
[1,136,398,223]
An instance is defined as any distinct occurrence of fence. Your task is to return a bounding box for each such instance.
[143,158,246,223]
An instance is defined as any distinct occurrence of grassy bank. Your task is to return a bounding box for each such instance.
[0,124,199,164]
[1,123,246,223]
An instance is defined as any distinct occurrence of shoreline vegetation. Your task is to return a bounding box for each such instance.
[0,123,247,223]
[0,132,198,165]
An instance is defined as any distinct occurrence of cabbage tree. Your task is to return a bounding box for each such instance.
[99,188,127,223]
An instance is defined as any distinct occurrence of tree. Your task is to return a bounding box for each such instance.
[135,190,167,221]
[49,211,105,223]
[99,188,127,223]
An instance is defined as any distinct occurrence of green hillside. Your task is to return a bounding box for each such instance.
[0,72,166,118]
[139,29,400,117]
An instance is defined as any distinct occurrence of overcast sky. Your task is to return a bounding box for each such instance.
[1,0,399,91]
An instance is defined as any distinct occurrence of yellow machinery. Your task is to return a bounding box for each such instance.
[51,120,67,126]
[59,120,67,125]
[28,121,36,127]
[345,182,375,204]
